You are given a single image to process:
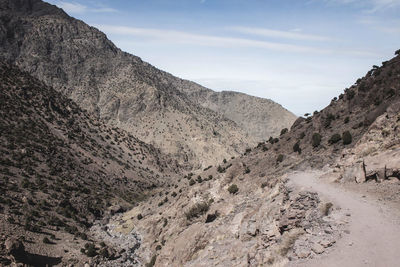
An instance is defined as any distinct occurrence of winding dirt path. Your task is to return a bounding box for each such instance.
[287,171,400,267]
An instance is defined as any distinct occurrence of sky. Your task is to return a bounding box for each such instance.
[45,0,400,116]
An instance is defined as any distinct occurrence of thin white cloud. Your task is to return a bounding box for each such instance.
[58,1,86,13]
[229,26,331,41]
[50,1,117,14]
[322,0,400,12]
[96,24,377,57]
[358,17,400,33]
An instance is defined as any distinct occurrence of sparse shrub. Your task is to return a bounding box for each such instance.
[312,133,321,148]
[137,213,143,220]
[293,143,301,154]
[185,202,210,220]
[299,132,305,139]
[203,165,212,171]
[217,165,225,173]
[395,49,400,55]
[261,182,269,188]
[171,191,177,197]
[324,113,335,128]
[146,255,157,267]
[347,90,355,100]
[223,158,227,164]
[328,133,341,145]
[276,154,284,163]
[228,184,239,194]
[245,148,251,154]
[84,243,97,257]
[344,117,350,124]
[196,176,203,183]
[244,167,250,174]
[43,237,51,244]
[342,131,352,145]
[189,179,195,186]
[280,128,288,136]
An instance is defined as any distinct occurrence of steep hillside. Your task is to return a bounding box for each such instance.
[108,52,400,266]
[0,62,181,266]
[0,0,295,168]
[177,85,297,141]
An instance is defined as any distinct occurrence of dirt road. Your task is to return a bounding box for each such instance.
[287,171,400,267]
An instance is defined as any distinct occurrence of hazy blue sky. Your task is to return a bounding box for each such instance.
[46,0,400,115]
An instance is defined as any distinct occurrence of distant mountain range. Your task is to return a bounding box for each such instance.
[0,0,296,168]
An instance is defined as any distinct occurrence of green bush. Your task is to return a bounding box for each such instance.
[276,154,284,163]
[228,184,239,194]
[312,133,322,148]
[217,165,225,173]
[280,128,288,136]
[185,202,210,220]
[189,179,195,186]
[342,131,352,145]
[84,243,97,257]
[293,143,301,154]
[328,133,341,144]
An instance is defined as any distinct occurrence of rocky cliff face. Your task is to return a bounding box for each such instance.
[0,0,296,168]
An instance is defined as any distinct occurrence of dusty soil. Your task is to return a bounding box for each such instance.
[287,171,400,267]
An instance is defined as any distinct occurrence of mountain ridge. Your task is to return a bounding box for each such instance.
[0,0,296,168]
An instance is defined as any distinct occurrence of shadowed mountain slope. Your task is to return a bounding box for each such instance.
[0,61,181,265]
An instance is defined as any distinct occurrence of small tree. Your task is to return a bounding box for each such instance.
[228,184,239,194]
[312,133,322,148]
[280,128,288,136]
[342,131,352,145]
[293,143,301,154]
[329,133,341,145]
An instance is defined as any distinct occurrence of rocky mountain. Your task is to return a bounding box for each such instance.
[103,52,400,266]
[0,0,296,169]
[0,61,181,266]
[175,83,297,141]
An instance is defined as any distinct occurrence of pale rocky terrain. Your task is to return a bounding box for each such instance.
[0,0,399,266]
[177,86,297,141]
[93,52,400,266]
[0,0,296,168]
